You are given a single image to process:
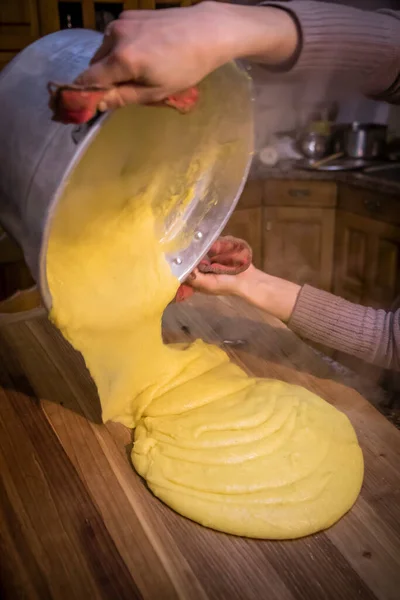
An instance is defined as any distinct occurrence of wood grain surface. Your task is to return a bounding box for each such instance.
[0,295,399,600]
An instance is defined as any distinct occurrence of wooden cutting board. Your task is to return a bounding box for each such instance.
[0,295,399,600]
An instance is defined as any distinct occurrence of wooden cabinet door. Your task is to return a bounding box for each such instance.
[263,207,335,290]
[222,208,262,269]
[138,0,193,8]
[0,0,39,67]
[37,1,141,35]
[236,180,263,209]
[334,211,400,309]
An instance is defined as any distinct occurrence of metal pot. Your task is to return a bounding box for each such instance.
[332,123,387,159]
[296,131,331,160]
[0,30,253,310]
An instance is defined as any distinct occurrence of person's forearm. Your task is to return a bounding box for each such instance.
[216,3,298,67]
[76,0,400,110]
[261,1,400,102]
[288,285,400,371]
[237,270,400,371]
[218,1,400,102]
[237,269,301,323]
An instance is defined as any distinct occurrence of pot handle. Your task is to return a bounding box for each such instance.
[0,286,45,325]
[71,113,102,144]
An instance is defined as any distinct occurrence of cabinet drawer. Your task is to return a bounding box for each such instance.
[338,183,400,226]
[264,179,337,208]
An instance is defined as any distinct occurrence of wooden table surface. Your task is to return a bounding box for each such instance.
[1,296,400,600]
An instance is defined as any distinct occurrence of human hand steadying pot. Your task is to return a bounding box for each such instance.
[175,236,252,302]
[177,235,300,324]
[74,2,297,110]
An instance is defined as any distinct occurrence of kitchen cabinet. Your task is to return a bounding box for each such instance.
[334,210,400,310]
[264,179,337,209]
[0,1,143,66]
[235,180,263,210]
[262,179,337,290]
[331,186,400,386]
[335,183,400,309]
[0,0,40,69]
[263,206,335,290]
[37,0,199,36]
[222,181,263,268]
[0,0,200,58]
[338,183,400,227]
[37,0,140,35]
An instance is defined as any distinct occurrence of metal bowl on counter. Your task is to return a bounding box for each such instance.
[296,131,331,161]
[332,123,387,159]
[0,29,254,310]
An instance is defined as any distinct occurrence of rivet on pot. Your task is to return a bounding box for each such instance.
[174,257,182,265]
[194,231,203,240]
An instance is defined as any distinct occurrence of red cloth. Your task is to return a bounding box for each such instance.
[175,236,252,302]
[47,82,199,124]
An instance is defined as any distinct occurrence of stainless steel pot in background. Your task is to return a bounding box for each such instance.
[333,123,387,159]
[0,29,253,310]
[296,131,331,160]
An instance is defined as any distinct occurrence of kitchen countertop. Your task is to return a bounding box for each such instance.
[1,295,400,600]
[250,160,400,195]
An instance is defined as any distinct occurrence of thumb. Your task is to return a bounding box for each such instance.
[189,270,218,292]
[75,56,129,88]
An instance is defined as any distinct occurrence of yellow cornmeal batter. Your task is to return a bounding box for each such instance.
[47,190,364,540]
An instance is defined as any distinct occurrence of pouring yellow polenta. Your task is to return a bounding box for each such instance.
[47,179,363,540]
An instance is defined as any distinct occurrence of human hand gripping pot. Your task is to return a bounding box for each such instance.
[181,244,301,324]
[75,1,297,109]
[175,236,253,302]
[181,238,400,371]
[73,1,400,110]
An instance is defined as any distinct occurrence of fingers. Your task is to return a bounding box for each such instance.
[190,270,241,296]
[76,53,129,88]
[76,20,139,87]
[206,236,252,271]
[98,83,166,110]
[74,7,206,109]
[189,270,211,290]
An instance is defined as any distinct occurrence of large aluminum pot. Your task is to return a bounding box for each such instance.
[332,122,387,159]
[0,29,253,309]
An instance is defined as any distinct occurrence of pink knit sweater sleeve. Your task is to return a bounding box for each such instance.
[262,1,400,103]
[288,285,400,371]
[255,2,400,368]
